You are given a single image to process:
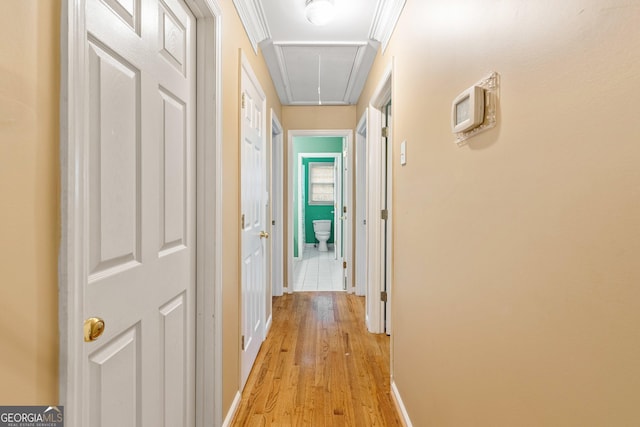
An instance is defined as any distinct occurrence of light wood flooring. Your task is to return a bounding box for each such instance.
[231,292,402,426]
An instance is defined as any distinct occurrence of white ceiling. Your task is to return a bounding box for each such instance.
[233,0,406,105]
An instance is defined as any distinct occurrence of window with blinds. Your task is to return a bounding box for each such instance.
[308,162,334,205]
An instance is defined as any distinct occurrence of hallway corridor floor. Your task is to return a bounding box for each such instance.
[231,292,402,426]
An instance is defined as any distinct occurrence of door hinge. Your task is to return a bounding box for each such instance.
[381,291,388,302]
[241,92,246,109]
[241,335,245,351]
[381,126,389,138]
[381,209,388,220]
[343,261,347,269]
[241,214,245,230]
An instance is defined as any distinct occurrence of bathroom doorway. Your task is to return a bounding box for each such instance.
[287,131,352,293]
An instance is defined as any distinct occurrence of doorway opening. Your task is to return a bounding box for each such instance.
[357,62,393,335]
[287,130,353,293]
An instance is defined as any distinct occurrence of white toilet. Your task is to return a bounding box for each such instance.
[312,220,332,252]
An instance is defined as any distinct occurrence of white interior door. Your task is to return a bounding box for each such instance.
[83,0,196,425]
[240,56,267,389]
[365,106,386,334]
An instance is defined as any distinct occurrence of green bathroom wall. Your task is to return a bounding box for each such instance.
[293,136,343,257]
[304,158,335,244]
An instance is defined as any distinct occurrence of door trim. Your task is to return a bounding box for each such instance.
[355,111,367,296]
[287,129,353,293]
[59,1,224,425]
[296,152,342,264]
[365,61,393,335]
[343,132,354,292]
[270,110,284,297]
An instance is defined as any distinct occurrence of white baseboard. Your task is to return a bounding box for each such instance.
[265,314,272,336]
[391,380,413,427]
[221,391,242,427]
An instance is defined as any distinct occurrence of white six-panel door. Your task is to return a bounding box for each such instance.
[240,55,267,389]
[83,0,196,425]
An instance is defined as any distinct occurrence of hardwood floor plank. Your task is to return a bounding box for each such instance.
[231,292,402,426]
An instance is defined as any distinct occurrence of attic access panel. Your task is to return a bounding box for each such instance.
[281,45,360,104]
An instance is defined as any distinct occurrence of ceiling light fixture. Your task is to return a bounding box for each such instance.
[305,0,335,26]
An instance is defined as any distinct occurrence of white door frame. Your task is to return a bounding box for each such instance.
[366,62,393,334]
[343,134,354,292]
[287,130,353,293]
[59,1,224,426]
[270,110,284,297]
[297,152,342,261]
[355,112,367,296]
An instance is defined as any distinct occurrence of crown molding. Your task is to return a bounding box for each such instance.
[260,39,293,104]
[232,0,271,53]
[344,40,379,103]
[369,0,406,52]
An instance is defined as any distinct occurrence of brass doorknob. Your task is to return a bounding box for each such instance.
[259,231,270,239]
[84,317,105,342]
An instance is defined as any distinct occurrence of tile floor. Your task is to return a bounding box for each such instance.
[292,246,345,291]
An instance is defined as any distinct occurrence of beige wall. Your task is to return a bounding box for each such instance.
[0,0,60,404]
[220,1,282,415]
[282,105,356,131]
[358,1,640,425]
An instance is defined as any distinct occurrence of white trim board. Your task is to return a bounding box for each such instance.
[354,110,367,296]
[270,109,284,296]
[369,0,407,52]
[391,380,413,427]
[192,1,225,425]
[221,391,242,427]
[343,130,354,293]
[231,0,270,53]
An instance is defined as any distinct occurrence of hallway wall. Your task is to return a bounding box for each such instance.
[221,1,282,415]
[358,1,640,425]
[0,0,60,404]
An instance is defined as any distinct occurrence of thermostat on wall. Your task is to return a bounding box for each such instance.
[451,85,485,133]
